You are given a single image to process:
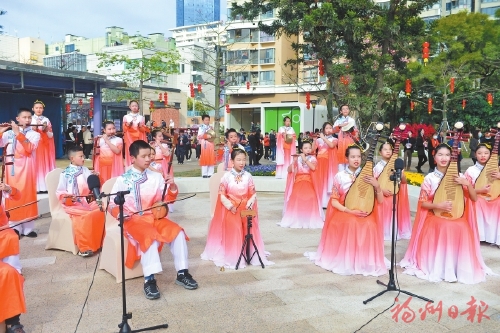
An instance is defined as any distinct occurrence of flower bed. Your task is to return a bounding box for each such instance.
[244,164,276,176]
[405,171,424,187]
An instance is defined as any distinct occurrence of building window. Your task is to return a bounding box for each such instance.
[303,67,318,83]
[181,64,185,73]
[259,31,275,42]
[227,50,250,64]
[55,46,59,51]
[65,44,75,53]
[481,6,500,15]
[377,1,390,9]
[259,71,275,85]
[259,48,275,64]
[261,9,274,19]
[228,29,250,43]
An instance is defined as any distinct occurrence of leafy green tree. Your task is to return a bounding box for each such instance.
[187,97,212,112]
[97,39,181,113]
[402,12,500,130]
[231,0,434,124]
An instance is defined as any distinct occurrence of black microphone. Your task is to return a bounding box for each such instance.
[394,158,404,171]
[87,174,103,212]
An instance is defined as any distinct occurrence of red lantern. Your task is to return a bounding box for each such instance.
[65,104,71,113]
[410,101,415,111]
[197,83,202,93]
[427,98,432,114]
[405,79,411,96]
[305,92,311,110]
[450,77,455,94]
[246,81,250,90]
[89,110,93,118]
[89,97,94,109]
[163,92,168,105]
[189,83,195,98]
[462,99,466,110]
[422,42,430,64]
[487,93,493,106]
[318,59,325,76]
[225,104,230,114]
[78,99,83,106]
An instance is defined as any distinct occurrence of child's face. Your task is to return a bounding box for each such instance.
[476,147,491,165]
[70,151,85,166]
[348,148,362,169]
[129,102,139,113]
[104,124,116,136]
[323,124,333,135]
[284,118,291,127]
[228,132,238,144]
[232,153,246,171]
[150,148,156,160]
[302,143,312,154]
[380,143,393,159]
[132,148,152,171]
[341,106,349,117]
[434,147,451,168]
[33,103,44,116]
[154,132,163,140]
[17,111,32,126]
[203,117,210,125]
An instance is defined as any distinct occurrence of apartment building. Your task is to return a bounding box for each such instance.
[0,34,45,65]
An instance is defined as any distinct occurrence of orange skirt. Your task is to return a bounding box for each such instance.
[0,229,20,259]
[0,262,26,322]
[199,140,215,166]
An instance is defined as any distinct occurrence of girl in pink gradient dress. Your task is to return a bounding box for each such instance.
[275,116,296,179]
[401,144,491,284]
[306,145,387,276]
[150,129,172,179]
[279,140,324,228]
[312,122,338,208]
[464,143,500,245]
[201,148,273,269]
[373,142,411,240]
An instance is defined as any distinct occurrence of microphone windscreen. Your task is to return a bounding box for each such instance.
[87,174,101,190]
[395,158,405,171]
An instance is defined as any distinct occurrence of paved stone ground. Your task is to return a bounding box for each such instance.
[16,188,500,333]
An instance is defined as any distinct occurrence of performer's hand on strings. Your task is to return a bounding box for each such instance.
[382,189,393,197]
[349,209,369,217]
[363,176,379,188]
[436,201,452,212]
[453,176,469,186]
[490,170,500,180]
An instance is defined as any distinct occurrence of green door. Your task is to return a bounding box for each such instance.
[265,106,301,134]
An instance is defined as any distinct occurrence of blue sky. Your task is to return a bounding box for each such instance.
[0,0,227,42]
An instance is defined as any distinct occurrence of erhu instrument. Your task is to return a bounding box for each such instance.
[150,132,179,220]
[432,122,469,219]
[0,143,14,218]
[475,122,500,200]
[344,124,384,215]
[378,124,408,194]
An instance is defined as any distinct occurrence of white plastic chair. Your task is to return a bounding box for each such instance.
[45,168,78,254]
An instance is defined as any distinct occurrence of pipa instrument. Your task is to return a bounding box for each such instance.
[378,128,407,194]
[475,125,500,200]
[344,130,382,215]
[432,123,469,219]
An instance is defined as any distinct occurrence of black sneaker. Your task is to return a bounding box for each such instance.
[144,279,161,299]
[175,270,198,290]
[6,324,26,333]
[24,231,37,238]
[78,250,93,257]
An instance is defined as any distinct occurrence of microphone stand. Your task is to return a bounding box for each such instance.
[101,190,168,333]
[363,167,432,305]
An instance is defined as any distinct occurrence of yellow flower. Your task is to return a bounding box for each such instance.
[405,171,424,187]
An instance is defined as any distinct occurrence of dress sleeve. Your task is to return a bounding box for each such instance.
[419,177,432,202]
[331,176,341,201]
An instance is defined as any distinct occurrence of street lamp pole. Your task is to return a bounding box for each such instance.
[311,100,317,131]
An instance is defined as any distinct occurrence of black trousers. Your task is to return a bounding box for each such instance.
[177,146,185,163]
[185,147,192,160]
[417,154,428,169]
[83,144,93,158]
[196,144,201,159]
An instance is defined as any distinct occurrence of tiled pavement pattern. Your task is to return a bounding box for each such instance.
[15,191,500,333]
